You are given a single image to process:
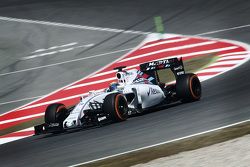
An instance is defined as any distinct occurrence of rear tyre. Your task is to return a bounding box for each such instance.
[44,103,68,124]
[103,93,128,122]
[176,73,201,102]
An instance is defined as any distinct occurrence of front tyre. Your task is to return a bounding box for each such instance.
[103,93,128,122]
[176,73,201,102]
[45,103,68,124]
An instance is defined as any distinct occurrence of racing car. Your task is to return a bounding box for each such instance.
[34,57,201,135]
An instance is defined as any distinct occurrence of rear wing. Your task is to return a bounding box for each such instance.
[139,57,185,84]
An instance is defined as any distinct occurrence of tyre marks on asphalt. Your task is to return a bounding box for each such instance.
[1,33,250,144]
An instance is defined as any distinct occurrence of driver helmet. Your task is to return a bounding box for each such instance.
[109,82,119,92]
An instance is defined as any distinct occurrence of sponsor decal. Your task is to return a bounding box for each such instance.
[146,60,171,71]
[98,116,107,121]
[147,87,161,96]
[148,60,169,66]
[177,71,185,75]
[146,67,155,71]
[174,65,183,70]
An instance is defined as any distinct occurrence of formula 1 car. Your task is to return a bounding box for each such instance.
[34,57,201,135]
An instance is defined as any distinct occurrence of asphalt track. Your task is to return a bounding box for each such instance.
[1,0,250,166]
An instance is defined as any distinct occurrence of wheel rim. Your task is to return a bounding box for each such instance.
[115,95,128,120]
[191,76,201,98]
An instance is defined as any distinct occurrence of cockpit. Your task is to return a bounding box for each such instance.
[116,69,153,85]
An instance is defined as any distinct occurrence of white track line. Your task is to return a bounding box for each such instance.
[90,70,115,78]
[218,51,250,57]
[3,14,245,36]
[18,89,105,111]
[0,127,34,145]
[0,16,149,35]
[31,42,78,53]
[59,48,74,52]
[66,77,116,90]
[22,51,57,60]
[218,55,248,60]
[21,44,94,60]
[0,95,43,106]
[196,24,250,36]
[0,137,29,145]
[0,48,133,77]
[16,93,81,111]
[0,113,44,125]
[0,113,45,125]
[18,127,35,132]
[120,41,217,62]
[69,119,250,167]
